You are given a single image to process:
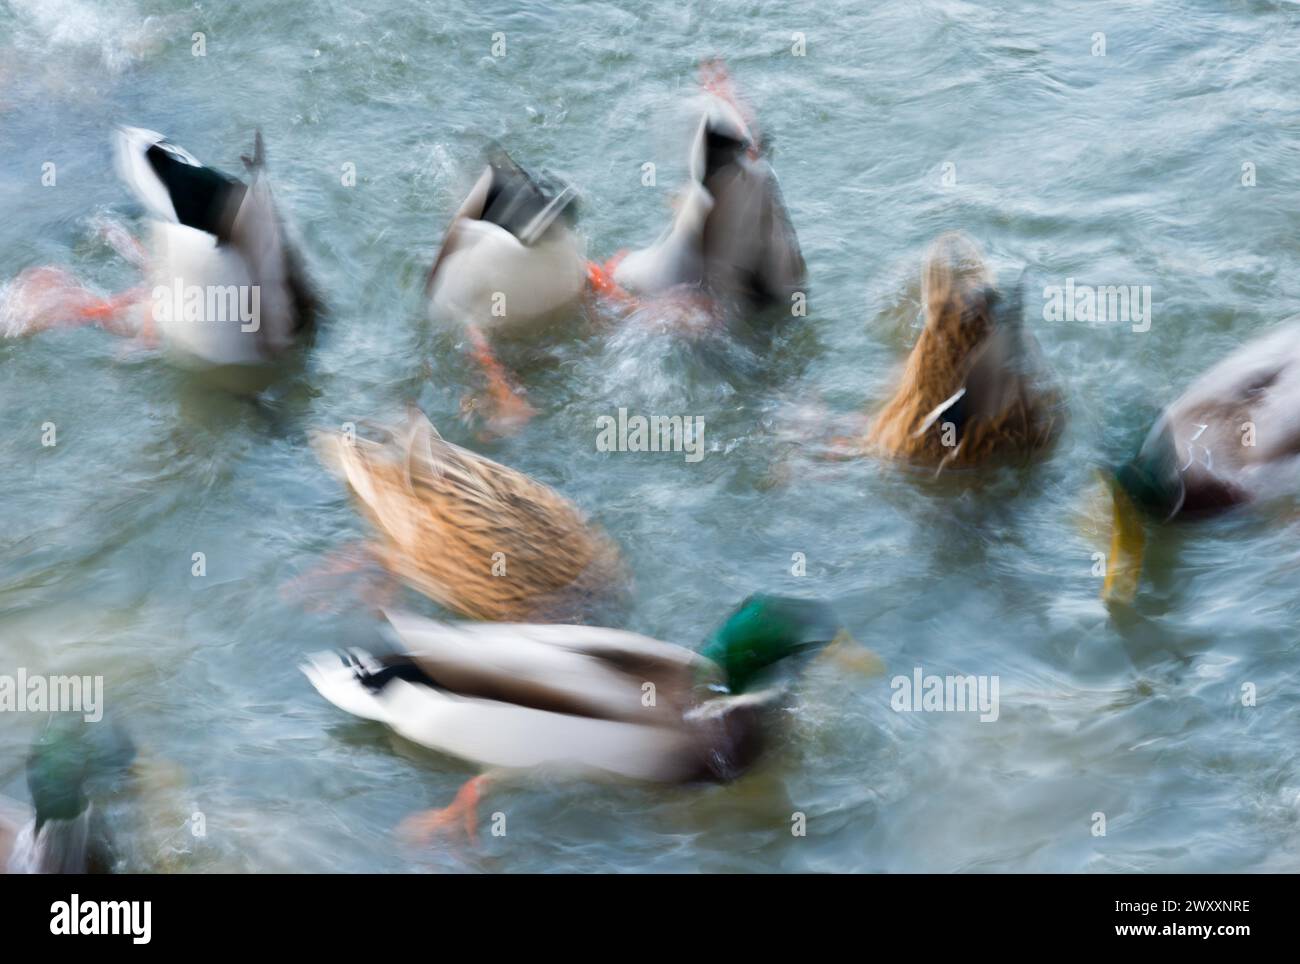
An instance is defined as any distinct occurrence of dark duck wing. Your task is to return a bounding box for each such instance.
[114,127,318,358]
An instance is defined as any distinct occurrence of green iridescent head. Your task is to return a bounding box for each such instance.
[27,717,135,831]
[699,594,844,693]
[1114,417,1185,522]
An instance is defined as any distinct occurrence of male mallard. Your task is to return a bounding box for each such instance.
[1103,319,1300,601]
[606,61,805,313]
[426,149,584,431]
[1,718,136,874]
[312,409,625,623]
[114,126,318,380]
[865,232,1061,470]
[5,127,316,379]
[301,594,854,841]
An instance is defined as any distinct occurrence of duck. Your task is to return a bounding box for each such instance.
[2,718,136,874]
[312,408,626,624]
[301,594,862,841]
[426,148,585,432]
[605,61,806,314]
[1102,318,1300,601]
[864,232,1061,471]
[113,125,319,381]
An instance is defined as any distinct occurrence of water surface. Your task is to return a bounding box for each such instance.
[2,0,1300,872]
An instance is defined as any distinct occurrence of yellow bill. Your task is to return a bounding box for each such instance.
[818,629,885,677]
[1101,472,1147,604]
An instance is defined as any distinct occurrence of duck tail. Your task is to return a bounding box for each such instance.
[698,58,760,153]
[922,232,993,335]
[691,65,757,184]
[240,130,266,173]
[479,146,578,246]
[300,649,398,724]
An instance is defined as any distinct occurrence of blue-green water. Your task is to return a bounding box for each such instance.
[2,0,1300,872]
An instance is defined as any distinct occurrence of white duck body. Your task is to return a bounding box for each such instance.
[611,176,713,295]
[0,797,99,874]
[427,158,586,335]
[613,94,805,309]
[145,220,264,367]
[302,612,770,785]
[115,126,316,374]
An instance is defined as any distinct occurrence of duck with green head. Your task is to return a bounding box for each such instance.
[302,594,869,843]
[1,717,136,874]
[1102,319,1300,602]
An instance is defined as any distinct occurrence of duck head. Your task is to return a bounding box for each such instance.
[699,594,845,693]
[22,716,136,873]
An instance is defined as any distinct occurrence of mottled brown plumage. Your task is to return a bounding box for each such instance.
[314,411,625,623]
[866,233,1060,470]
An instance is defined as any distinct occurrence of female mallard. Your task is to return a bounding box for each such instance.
[313,409,624,623]
[301,594,856,841]
[1103,319,1300,601]
[865,233,1060,470]
[426,148,584,432]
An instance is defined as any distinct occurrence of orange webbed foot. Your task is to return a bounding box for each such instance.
[398,775,488,847]
[462,326,536,437]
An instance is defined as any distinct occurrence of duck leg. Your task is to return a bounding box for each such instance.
[278,541,396,614]
[461,325,535,436]
[586,252,636,304]
[3,267,145,338]
[399,773,495,847]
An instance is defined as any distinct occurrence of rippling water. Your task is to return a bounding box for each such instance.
[3,0,1300,872]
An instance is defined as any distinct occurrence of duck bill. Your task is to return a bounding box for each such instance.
[1101,475,1147,605]
[817,629,885,677]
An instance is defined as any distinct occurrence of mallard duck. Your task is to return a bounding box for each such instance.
[865,232,1061,470]
[1,718,136,874]
[312,409,625,623]
[426,149,585,431]
[301,594,856,841]
[1103,319,1300,601]
[113,127,318,379]
[607,61,805,312]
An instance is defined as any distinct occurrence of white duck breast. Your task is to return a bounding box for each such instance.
[0,805,96,874]
[611,180,713,295]
[427,156,585,333]
[0,795,30,872]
